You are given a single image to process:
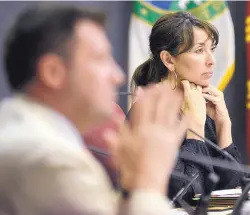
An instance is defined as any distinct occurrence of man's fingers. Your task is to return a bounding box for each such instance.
[132,86,144,104]
[176,114,188,144]
[104,129,120,167]
[130,85,160,129]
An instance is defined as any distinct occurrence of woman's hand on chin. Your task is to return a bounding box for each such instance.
[202,85,231,126]
[181,80,206,140]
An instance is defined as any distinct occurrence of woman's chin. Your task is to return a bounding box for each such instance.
[195,80,210,88]
[179,79,211,88]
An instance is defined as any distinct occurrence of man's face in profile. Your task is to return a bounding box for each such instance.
[65,20,124,125]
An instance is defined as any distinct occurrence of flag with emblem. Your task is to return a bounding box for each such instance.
[246,1,250,160]
[128,1,235,92]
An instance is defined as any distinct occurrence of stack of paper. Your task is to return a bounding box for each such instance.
[193,188,245,207]
[173,189,250,214]
[174,207,232,215]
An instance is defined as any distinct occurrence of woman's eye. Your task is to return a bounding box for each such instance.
[195,48,203,54]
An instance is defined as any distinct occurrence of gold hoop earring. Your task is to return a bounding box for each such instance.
[171,70,178,90]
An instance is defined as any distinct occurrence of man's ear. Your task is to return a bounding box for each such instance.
[37,54,67,90]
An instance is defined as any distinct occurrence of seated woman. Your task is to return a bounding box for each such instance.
[129,11,242,204]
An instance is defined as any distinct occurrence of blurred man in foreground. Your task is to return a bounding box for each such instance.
[84,102,126,187]
[0,4,187,215]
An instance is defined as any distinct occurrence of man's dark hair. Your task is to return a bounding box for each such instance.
[4,4,106,91]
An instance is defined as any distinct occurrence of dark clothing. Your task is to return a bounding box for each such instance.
[126,109,242,204]
[168,116,242,204]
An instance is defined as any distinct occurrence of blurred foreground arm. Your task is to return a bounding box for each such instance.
[20,84,186,215]
[107,84,187,214]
